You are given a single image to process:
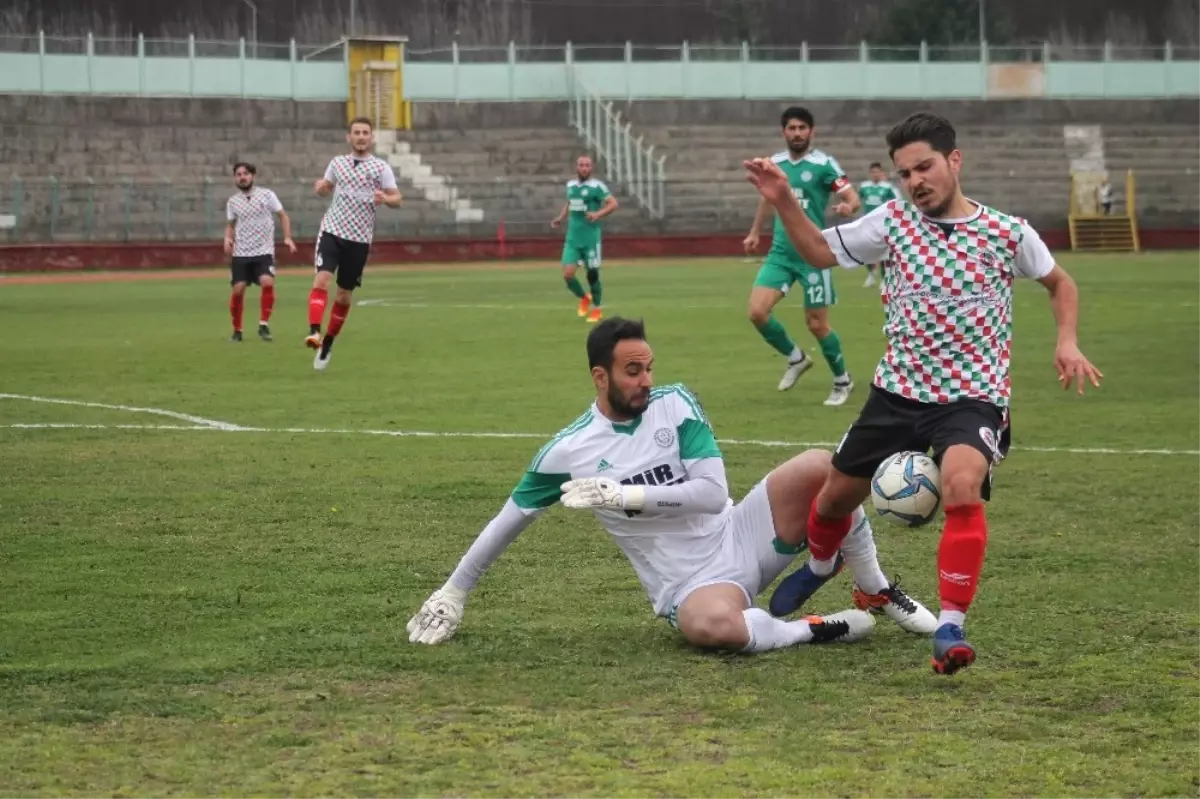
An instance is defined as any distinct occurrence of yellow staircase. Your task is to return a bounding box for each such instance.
[1068,169,1140,252]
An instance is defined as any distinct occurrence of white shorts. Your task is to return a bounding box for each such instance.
[664,477,802,628]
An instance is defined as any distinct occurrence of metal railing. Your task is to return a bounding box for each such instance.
[567,69,667,219]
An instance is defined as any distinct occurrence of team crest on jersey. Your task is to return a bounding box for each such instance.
[800,170,813,183]
[977,251,999,269]
[654,427,675,447]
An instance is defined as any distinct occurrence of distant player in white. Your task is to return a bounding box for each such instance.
[407,317,937,654]
[306,116,402,371]
[223,161,296,343]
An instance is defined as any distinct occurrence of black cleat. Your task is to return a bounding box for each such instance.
[258,324,273,342]
[230,330,243,342]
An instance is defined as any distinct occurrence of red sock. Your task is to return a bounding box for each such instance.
[308,288,328,328]
[260,285,275,324]
[938,503,988,612]
[327,301,351,337]
[230,292,244,332]
[805,498,854,561]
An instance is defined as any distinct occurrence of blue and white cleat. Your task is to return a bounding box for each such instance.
[931,623,977,675]
[768,552,845,617]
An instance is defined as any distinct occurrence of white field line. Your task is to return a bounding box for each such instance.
[0,420,1196,457]
[0,394,245,430]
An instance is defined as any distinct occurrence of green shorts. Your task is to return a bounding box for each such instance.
[753,252,837,309]
[562,240,602,269]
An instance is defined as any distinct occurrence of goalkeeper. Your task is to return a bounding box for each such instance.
[407,317,936,654]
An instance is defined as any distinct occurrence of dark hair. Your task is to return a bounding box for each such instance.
[233,161,256,175]
[587,316,646,370]
[868,161,883,170]
[780,106,814,129]
[348,116,373,131]
[885,112,957,159]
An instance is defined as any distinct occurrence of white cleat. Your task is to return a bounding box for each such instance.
[824,376,854,406]
[804,609,876,643]
[778,353,814,391]
[852,580,938,635]
[313,340,333,371]
[863,274,876,287]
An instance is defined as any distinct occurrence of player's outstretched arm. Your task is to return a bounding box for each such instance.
[743,158,838,268]
[561,457,729,516]
[1037,265,1103,394]
[407,497,547,645]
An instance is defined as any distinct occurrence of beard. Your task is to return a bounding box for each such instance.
[608,383,650,419]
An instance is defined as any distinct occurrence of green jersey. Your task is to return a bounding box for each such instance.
[565,178,611,246]
[768,149,850,261]
[858,179,899,211]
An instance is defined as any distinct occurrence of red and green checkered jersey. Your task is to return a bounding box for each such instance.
[319,154,398,244]
[226,187,284,257]
[768,149,852,262]
[565,178,612,247]
[823,200,1056,407]
[858,179,899,211]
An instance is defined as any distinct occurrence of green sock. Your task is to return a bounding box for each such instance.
[756,316,796,358]
[586,269,602,307]
[564,276,587,299]
[819,329,847,378]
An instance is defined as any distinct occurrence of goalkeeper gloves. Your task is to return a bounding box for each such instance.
[559,477,645,512]
[407,582,468,645]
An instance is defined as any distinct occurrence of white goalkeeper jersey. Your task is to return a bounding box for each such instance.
[511,383,729,613]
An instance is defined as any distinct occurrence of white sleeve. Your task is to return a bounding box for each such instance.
[267,190,284,213]
[1013,222,1056,279]
[448,499,545,591]
[379,165,398,191]
[323,160,336,183]
[821,203,890,268]
[634,456,729,516]
[225,198,236,222]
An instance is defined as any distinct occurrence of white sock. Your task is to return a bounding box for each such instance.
[788,346,805,363]
[938,609,966,628]
[839,508,890,594]
[740,608,814,652]
[808,556,838,577]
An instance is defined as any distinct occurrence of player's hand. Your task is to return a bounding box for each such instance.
[1054,341,1104,395]
[832,201,854,217]
[742,231,760,254]
[314,178,333,196]
[284,237,297,254]
[550,218,561,229]
[373,189,387,205]
[222,237,233,255]
[585,212,600,223]
[407,583,468,645]
[743,157,791,206]
[560,477,645,512]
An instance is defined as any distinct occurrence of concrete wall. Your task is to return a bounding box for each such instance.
[0,96,346,129]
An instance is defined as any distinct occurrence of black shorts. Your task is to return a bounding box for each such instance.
[315,231,371,291]
[230,255,275,286]
[832,385,1012,501]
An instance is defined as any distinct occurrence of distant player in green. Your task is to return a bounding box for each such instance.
[743,107,861,406]
[551,155,619,324]
[858,162,900,287]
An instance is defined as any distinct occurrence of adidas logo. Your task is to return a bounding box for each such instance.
[597,459,612,472]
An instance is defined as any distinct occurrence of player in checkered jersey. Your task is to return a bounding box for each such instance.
[743,112,1103,675]
[224,162,296,342]
[306,116,402,371]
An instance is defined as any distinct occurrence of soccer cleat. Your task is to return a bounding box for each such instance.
[768,552,845,617]
[824,375,855,407]
[863,274,876,288]
[230,331,243,342]
[313,336,334,371]
[804,609,875,644]
[577,294,592,317]
[586,306,603,324]
[258,324,273,342]
[778,352,814,391]
[305,332,321,350]
[852,578,938,635]
[931,623,977,675]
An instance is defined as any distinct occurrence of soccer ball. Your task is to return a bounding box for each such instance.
[870,451,942,527]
